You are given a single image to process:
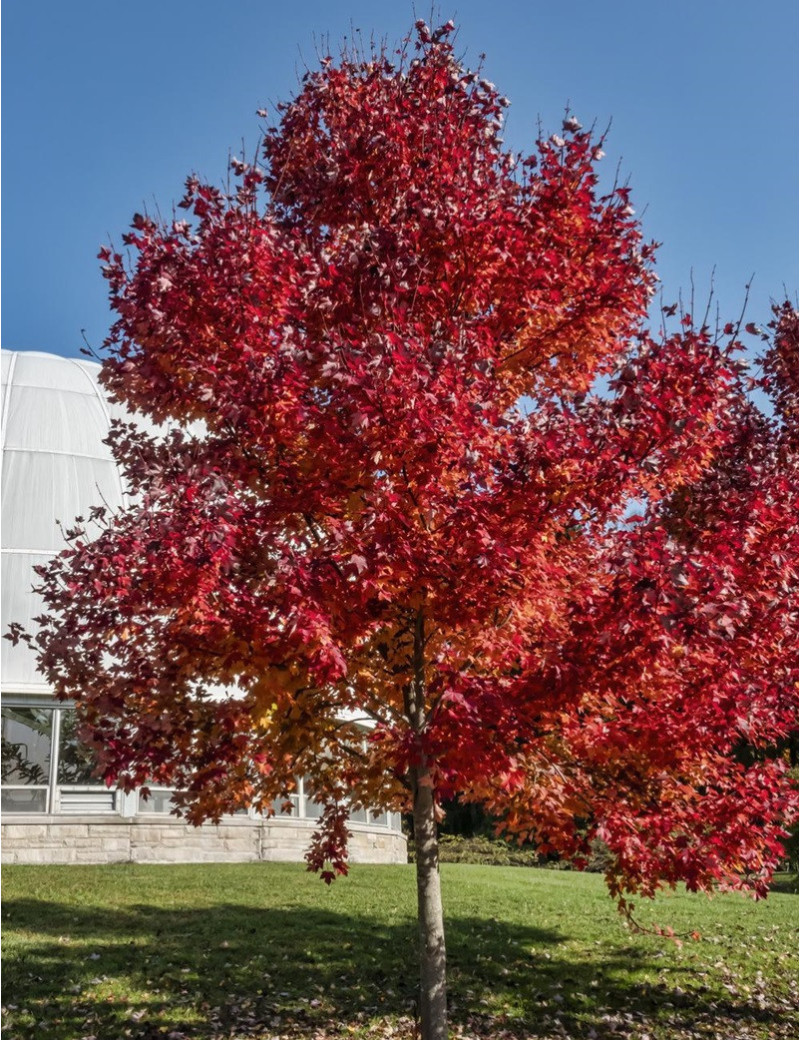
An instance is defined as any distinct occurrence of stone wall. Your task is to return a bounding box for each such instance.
[1,815,407,866]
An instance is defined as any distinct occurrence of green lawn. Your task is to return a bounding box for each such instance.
[2,863,797,1039]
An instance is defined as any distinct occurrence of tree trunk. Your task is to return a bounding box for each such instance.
[412,762,448,1040]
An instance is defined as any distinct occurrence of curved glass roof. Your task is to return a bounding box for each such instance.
[1,351,134,692]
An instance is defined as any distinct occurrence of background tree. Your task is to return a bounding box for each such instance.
[11,22,796,1040]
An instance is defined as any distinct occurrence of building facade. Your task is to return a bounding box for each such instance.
[1,350,406,865]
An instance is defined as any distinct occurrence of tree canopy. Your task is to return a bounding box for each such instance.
[11,21,797,1038]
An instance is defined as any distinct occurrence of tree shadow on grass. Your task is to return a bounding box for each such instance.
[3,897,796,1039]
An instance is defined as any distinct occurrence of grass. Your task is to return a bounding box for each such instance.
[2,863,797,1039]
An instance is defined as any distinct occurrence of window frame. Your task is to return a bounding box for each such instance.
[1,697,400,831]
[1,697,116,816]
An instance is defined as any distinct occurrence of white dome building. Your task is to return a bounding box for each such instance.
[1,350,406,865]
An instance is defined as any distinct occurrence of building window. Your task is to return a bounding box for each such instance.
[56,710,102,785]
[137,787,177,814]
[1,704,117,814]
[1,705,53,813]
[55,708,117,812]
[271,783,301,817]
[1,702,399,830]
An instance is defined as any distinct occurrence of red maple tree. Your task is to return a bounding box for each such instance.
[13,23,797,1040]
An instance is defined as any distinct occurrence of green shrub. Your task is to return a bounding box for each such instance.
[585,837,616,873]
[405,833,622,872]
[407,833,543,867]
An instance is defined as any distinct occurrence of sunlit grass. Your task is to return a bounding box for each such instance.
[2,862,797,1038]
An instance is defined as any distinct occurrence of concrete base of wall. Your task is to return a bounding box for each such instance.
[1,815,407,866]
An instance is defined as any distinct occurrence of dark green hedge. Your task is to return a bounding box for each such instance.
[406,833,617,871]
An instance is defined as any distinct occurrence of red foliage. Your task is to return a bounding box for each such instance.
[13,22,797,899]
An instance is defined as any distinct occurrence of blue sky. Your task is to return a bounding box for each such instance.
[3,0,797,359]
